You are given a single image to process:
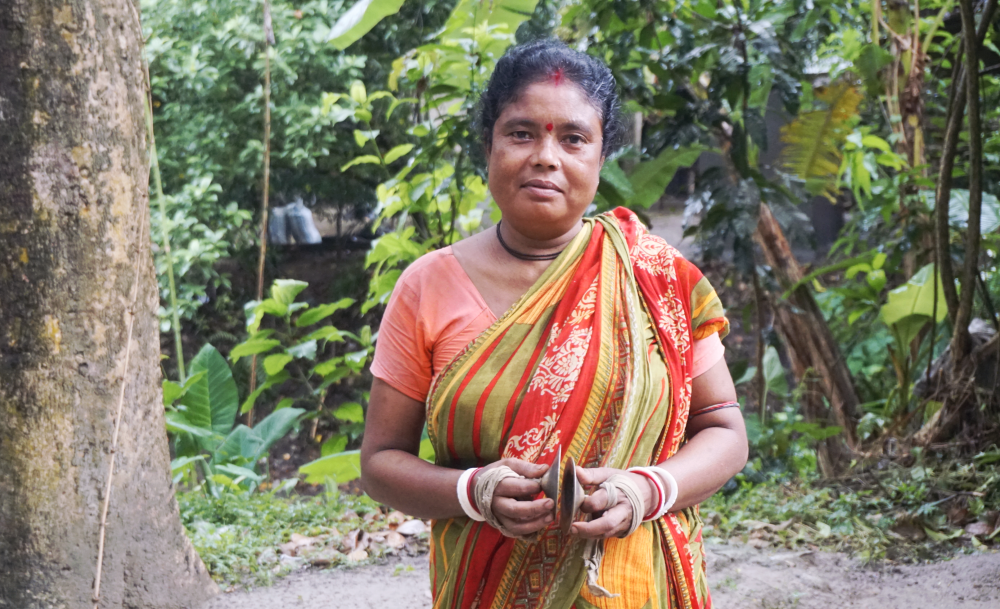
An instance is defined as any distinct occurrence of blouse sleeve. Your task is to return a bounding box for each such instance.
[370,278,434,403]
[683,261,730,341]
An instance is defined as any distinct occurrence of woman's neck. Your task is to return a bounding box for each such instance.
[496,218,584,259]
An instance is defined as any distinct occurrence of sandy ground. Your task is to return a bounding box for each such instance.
[202,544,1000,609]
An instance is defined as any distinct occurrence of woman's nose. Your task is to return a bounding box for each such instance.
[530,135,560,169]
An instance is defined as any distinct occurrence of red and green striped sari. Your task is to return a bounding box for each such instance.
[425,208,728,609]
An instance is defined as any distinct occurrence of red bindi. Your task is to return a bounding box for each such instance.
[551,67,564,86]
[546,123,554,132]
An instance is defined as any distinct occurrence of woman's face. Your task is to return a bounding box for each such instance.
[487,79,604,241]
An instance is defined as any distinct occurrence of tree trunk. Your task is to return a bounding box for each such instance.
[0,1,217,607]
[754,204,860,475]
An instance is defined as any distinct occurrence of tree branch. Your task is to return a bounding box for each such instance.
[934,0,996,328]
[952,0,986,360]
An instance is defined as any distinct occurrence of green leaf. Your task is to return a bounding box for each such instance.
[341,155,382,171]
[322,434,349,456]
[629,146,709,208]
[271,279,309,306]
[383,144,414,164]
[240,370,290,414]
[295,298,354,327]
[252,408,306,461]
[229,338,281,362]
[596,159,635,208]
[299,450,361,484]
[287,340,318,360]
[214,463,264,484]
[302,326,346,343]
[170,455,205,476]
[880,264,948,327]
[333,401,365,423]
[263,353,293,376]
[182,344,239,437]
[762,346,788,397]
[213,425,265,465]
[329,0,406,50]
[274,397,296,411]
[779,83,864,201]
[165,411,215,438]
[948,189,1000,234]
[163,380,184,407]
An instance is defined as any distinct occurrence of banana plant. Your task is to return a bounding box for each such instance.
[165,344,305,493]
[879,264,948,418]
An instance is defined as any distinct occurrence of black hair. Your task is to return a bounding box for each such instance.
[476,39,627,158]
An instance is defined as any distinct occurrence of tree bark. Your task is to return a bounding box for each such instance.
[0,1,217,607]
[754,204,859,475]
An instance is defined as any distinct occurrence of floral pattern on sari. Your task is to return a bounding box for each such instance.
[424,208,728,609]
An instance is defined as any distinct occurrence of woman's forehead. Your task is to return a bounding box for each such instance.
[495,80,602,128]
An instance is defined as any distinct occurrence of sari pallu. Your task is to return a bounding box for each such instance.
[425,208,728,609]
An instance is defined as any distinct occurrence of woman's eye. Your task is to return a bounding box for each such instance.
[564,134,585,145]
[512,131,532,140]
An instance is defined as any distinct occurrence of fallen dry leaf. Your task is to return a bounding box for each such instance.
[386,511,408,527]
[279,533,321,556]
[346,549,369,562]
[397,520,428,536]
[384,530,406,549]
[965,521,992,537]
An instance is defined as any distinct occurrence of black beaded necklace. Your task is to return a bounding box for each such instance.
[495,221,564,261]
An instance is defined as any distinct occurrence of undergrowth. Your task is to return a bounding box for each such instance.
[179,488,384,590]
[702,449,1000,563]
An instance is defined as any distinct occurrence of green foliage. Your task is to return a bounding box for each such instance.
[338,0,537,311]
[328,0,407,50]
[165,344,306,493]
[779,82,864,200]
[596,145,709,210]
[234,279,373,417]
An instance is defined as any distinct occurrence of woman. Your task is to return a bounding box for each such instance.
[361,40,747,609]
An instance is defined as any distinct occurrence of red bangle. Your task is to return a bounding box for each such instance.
[467,467,482,514]
[632,470,662,520]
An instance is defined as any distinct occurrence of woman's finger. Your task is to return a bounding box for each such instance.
[493,496,554,521]
[492,476,542,499]
[497,512,553,537]
[501,458,549,480]
[579,488,612,514]
[571,504,632,539]
[574,466,616,487]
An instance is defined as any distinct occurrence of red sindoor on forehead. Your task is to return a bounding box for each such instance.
[546,123,554,131]
[551,67,564,86]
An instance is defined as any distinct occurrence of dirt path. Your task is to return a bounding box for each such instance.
[202,544,999,609]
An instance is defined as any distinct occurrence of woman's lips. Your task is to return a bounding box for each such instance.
[521,180,562,198]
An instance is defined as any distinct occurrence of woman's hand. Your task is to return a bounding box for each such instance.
[473,459,554,537]
[570,467,657,539]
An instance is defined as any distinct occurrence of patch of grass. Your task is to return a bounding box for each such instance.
[178,488,383,590]
[702,451,1000,563]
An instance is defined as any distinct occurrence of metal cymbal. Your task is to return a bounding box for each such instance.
[539,446,561,516]
[560,457,585,535]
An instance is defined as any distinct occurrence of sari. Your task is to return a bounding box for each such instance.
[425,208,729,609]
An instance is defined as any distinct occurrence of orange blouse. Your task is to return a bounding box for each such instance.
[371,246,724,403]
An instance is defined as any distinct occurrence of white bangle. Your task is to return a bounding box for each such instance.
[456,467,485,521]
[649,465,678,518]
[627,466,665,521]
[628,465,678,520]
